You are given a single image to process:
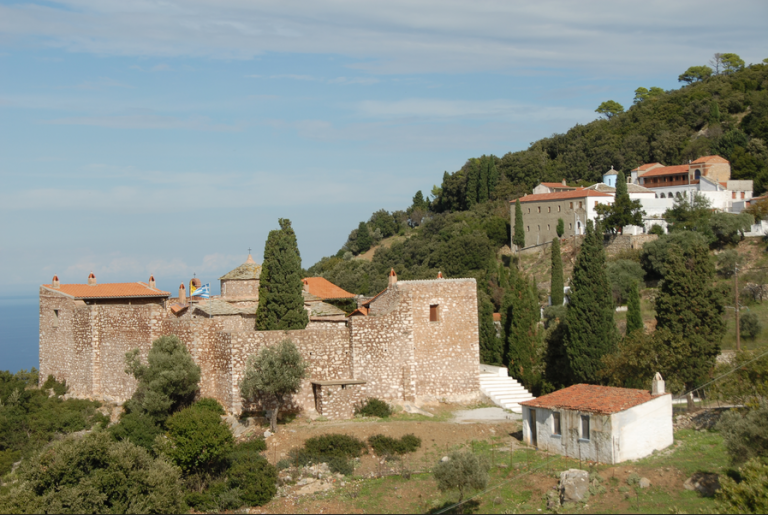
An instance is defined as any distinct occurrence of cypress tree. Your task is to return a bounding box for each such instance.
[513,200,525,249]
[654,242,725,388]
[556,218,565,238]
[563,220,618,383]
[477,157,489,204]
[356,222,373,254]
[487,157,499,197]
[605,171,643,232]
[625,281,643,335]
[465,159,479,207]
[256,219,309,331]
[710,101,721,124]
[478,292,502,365]
[550,237,564,307]
[502,270,541,390]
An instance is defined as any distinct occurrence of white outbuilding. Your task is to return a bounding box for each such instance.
[519,377,672,464]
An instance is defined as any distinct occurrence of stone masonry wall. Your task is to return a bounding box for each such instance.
[400,279,480,401]
[604,234,658,256]
[349,289,415,402]
[313,383,365,420]
[222,279,260,298]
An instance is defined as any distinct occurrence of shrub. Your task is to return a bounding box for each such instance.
[0,432,186,514]
[717,403,768,465]
[163,404,234,475]
[194,397,226,414]
[227,456,277,506]
[124,335,201,425]
[109,411,162,451]
[303,433,366,462]
[606,259,645,305]
[230,438,267,462]
[355,398,393,418]
[433,450,490,508]
[368,434,422,456]
[649,224,664,236]
[717,458,768,513]
[328,456,355,476]
[741,313,762,340]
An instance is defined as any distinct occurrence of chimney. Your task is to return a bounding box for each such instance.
[52,275,60,289]
[652,372,665,395]
[562,179,566,186]
[388,268,398,288]
[303,278,310,292]
[148,275,156,289]
[179,283,186,305]
[437,271,444,279]
[87,272,96,285]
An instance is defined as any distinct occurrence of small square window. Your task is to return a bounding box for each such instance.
[527,226,530,232]
[538,206,541,213]
[53,309,59,328]
[741,192,745,199]
[527,208,531,214]
[581,415,590,440]
[732,192,736,199]
[547,224,550,231]
[569,202,574,209]
[569,223,572,229]
[595,201,598,207]
[430,304,439,322]
[548,206,551,213]
[537,225,540,231]
[579,201,583,209]
[553,412,561,436]
[558,205,561,212]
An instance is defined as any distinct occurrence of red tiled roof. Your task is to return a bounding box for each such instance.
[516,189,613,203]
[692,155,729,164]
[520,384,665,415]
[540,182,576,189]
[638,164,689,178]
[362,288,388,307]
[302,277,355,299]
[632,162,663,171]
[348,306,370,317]
[42,282,170,299]
[493,313,501,322]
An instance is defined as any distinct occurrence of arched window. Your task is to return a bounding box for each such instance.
[676,192,682,199]
[660,193,666,199]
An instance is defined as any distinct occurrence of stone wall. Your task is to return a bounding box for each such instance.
[221,279,259,299]
[604,234,658,256]
[312,381,366,420]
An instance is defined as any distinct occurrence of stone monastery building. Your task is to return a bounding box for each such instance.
[39,257,481,419]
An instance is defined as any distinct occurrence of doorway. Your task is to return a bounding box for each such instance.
[529,409,538,447]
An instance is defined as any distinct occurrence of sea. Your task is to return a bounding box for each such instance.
[0,296,40,374]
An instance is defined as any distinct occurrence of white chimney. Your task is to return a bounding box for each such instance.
[652,372,665,395]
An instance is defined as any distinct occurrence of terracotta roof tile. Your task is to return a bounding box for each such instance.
[520,384,665,415]
[349,307,369,317]
[691,155,729,164]
[493,313,501,322]
[43,282,170,299]
[516,189,613,203]
[220,260,261,280]
[631,162,663,171]
[540,182,576,189]
[638,164,689,178]
[302,277,355,299]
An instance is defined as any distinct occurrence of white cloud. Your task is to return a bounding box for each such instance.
[42,114,245,131]
[0,1,764,75]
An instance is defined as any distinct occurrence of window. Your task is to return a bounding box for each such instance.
[733,192,737,199]
[548,206,551,213]
[579,201,583,209]
[547,224,550,231]
[537,225,540,231]
[552,412,561,436]
[430,304,439,322]
[580,415,590,440]
[527,208,531,214]
[538,206,541,213]
[595,201,598,207]
[569,202,574,209]
[527,226,530,232]
[569,223,572,230]
[742,192,746,199]
[558,205,561,212]
[53,309,59,328]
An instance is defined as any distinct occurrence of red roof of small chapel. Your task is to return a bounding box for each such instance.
[520,384,666,415]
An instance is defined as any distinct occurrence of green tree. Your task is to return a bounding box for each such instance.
[369,209,398,238]
[0,432,186,514]
[606,259,645,305]
[556,218,564,238]
[478,292,502,365]
[741,312,762,340]
[124,335,201,425]
[465,160,479,208]
[109,412,162,451]
[665,193,715,241]
[501,271,542,391]
[721,53,746,74]
[678,65,713,84]
[710,211,754,247]
[227,454,278,506]
[598,171,644,232]
[563,220,619,383]
[412,190,427,211]
[162,403,234,475]
[513,199,525,249]
[717,458,768,514]
[654,242,725,389]
[641,230,710,280]
[625,281,643,335]
[240,339,308,433]
[433,450,490,512]
[710,101,721,124]
[356,222,373,254]
[550,237,564,307]
[596,100,624,119]
[478,158,489,204]
[717,403,768,465]
[256,219,309,331]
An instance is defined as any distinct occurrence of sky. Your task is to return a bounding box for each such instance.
[1,0,767,299]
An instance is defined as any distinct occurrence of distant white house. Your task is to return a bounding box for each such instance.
[520,377,672,464]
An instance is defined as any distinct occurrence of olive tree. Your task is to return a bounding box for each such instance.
[433,450,490,512]
[240,339,308,433]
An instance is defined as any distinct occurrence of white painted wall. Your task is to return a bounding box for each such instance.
[612,395,673,462]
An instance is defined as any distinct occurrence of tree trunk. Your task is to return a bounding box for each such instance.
[686,392,695,412]
[270,398,281,433]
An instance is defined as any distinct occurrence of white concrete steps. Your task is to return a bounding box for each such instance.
[479,364,535,414]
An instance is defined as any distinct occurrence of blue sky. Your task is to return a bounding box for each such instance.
[1,0,766,297]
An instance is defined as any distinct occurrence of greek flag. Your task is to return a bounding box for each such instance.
[191,283,210,298]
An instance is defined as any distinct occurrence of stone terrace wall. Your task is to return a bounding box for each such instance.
[224,324,353,414]
[399,279,480,401]
[349,289,415,402]
[604,234,658,256]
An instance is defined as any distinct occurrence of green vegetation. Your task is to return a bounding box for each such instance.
[240,339,308,433]
[513,199,525,248]
[550,237,564,307]
[595,100,624,119]
[717,458,768,513]
[501,266,543,393]
[161,403,234,475]
[124,334,201,425]
[606,259,645,305]
[367,434,421,456]
[355,397,393,418]
[289,433,367,475]
[625,281,643,335]
[432,450,490,510]
[256,218,309,331]
[596,170,644,232]
[717,403,768,466]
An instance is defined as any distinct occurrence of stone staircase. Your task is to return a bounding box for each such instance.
[479,365,535,413]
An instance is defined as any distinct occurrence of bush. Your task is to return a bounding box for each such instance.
[163,404,234,475]
[717,403,768,465]
[717,249,745,277]
[109,411,162,451]
[355,398,393,418]
[303,433,366,462]
[606,259,645,305]
[230,438,267,461]
[433,450,490,507]
[368,434,422,456]
[194,397,226,414]
[649,224,664,236]
[0,432,186,514]
[741,312,762,340]
[717,458,768,513]
[328,456,355,476]
[227,456,277,506]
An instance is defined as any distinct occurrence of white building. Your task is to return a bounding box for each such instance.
[520,380,672,464]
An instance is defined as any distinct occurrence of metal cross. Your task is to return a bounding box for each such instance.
[248,247,252,254]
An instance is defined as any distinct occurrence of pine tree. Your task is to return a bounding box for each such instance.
[412,190,427,211]
[625,281,643,335]
[465,159,479,207]
[550,237,564,307]
[477,157,489,204]
[356,222,373,254]
[654,242,725,388]
[502,270,541,390]
[256,219,309,331]
[563,220,618,383]
[478,292,502,365]
[513,200,525,249]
